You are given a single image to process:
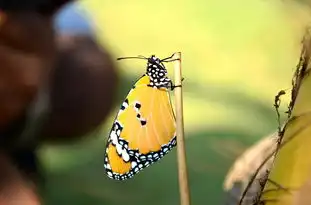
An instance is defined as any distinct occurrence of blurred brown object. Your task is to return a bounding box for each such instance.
[0,153,40,205]
[37,34,118,142]
[0,12,55,145]
[223,132,278,205]
[0,3,74,205]
[0,30,118,204]
[0,1,118,204]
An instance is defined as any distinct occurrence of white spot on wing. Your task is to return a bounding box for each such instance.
[116,143,123,155]
[105,163,111,170]
[122,101,129,108]
[122,150,130,162]
[131,161,137,168]
[110,131,118,144]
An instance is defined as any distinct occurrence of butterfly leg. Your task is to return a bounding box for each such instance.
[160,53,176,62]
[169,81,183,90]
[165,78,185,90]
[171,85,182,90]
[161,53,181,62]
[162,58,180,62]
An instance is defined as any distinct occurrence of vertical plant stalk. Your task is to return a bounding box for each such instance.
[260,29,311,205]
[173,52,191,205]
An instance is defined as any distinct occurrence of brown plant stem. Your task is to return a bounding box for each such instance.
[173,52,191,205]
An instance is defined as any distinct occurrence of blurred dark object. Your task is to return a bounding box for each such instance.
[0,4,72,205]
[0,153,40,205]
[0,12,55,146]
[0,2,118,204]
[36,5,118,142]
[38,34,118,142]
[0,0,75,15]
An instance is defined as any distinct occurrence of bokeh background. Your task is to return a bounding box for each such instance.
[41,0,311,204]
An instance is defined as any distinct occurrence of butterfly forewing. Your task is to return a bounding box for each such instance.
[104,74,177,180]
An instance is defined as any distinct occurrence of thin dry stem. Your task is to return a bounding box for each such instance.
[173,52,191,205]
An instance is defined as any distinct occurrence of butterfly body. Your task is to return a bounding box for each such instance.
[104,55,177,180]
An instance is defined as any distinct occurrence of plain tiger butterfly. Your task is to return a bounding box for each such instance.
[104,54,181,180]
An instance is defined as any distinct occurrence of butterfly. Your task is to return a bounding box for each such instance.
[104,54,181,180]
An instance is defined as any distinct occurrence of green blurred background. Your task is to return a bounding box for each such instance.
[42,0,311,204]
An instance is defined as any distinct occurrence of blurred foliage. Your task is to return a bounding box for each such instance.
[261,28,311,205]
[41,0,311,204]
[295,0,311,7]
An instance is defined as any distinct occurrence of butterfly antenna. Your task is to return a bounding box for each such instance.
[117,55,148,61]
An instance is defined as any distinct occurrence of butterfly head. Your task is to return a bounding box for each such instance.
[116,54,173,88]
[146,55,170,87]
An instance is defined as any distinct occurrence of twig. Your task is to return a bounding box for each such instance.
[273,90,286,136]
[173,52,191,205]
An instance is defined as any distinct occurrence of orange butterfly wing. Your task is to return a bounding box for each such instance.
[104,75,176,180]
